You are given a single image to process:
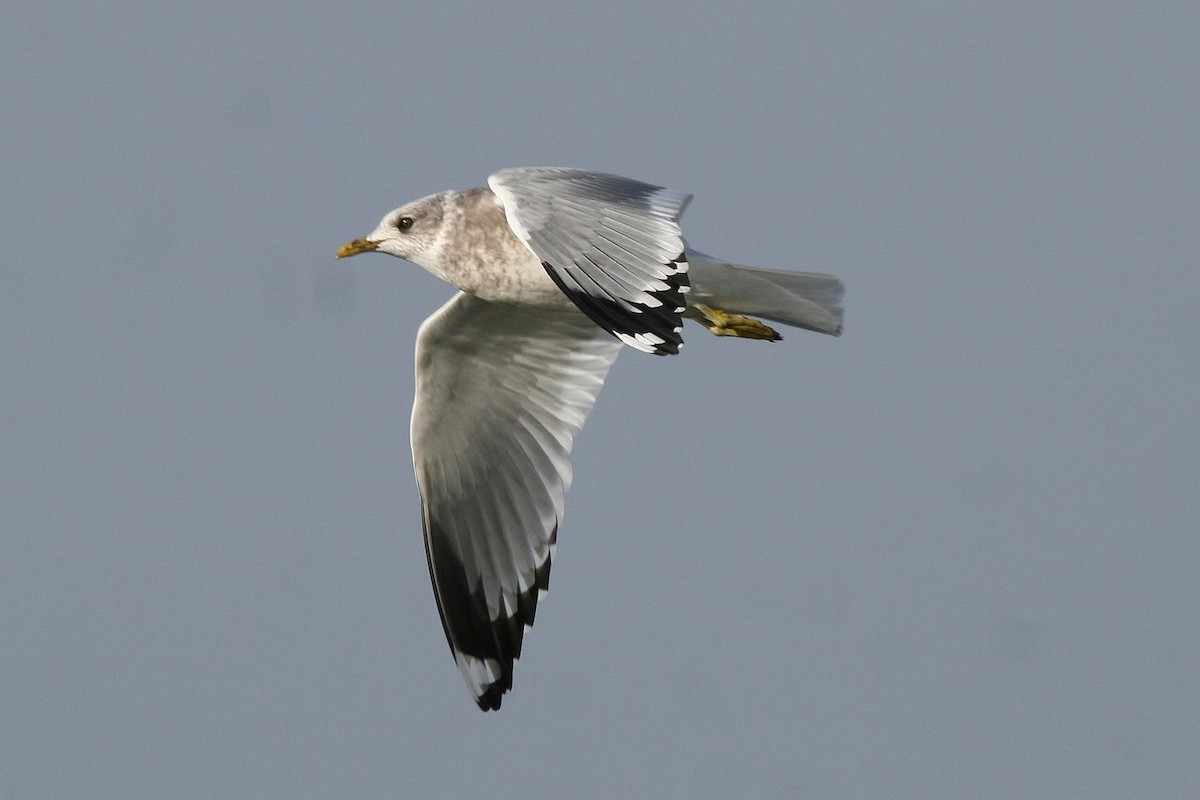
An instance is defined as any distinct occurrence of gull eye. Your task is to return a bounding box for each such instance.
[395,216,414,231]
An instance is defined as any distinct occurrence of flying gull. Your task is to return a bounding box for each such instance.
[336,167,843,710]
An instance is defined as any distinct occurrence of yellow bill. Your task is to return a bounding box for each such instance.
[335,238,379,259]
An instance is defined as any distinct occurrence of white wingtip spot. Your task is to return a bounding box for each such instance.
[615,331,667,353]
[455,651,503,697]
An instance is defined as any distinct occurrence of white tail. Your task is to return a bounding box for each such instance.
[686,250,844,336]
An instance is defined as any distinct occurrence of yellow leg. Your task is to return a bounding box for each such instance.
[693,305,782,341]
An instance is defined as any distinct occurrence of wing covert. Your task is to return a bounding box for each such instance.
[488,167,693,355]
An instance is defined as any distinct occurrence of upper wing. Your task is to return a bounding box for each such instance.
[412,292,622,710]
[488,167,693,356]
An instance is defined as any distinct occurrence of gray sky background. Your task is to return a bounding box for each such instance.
[3,3,1197,798]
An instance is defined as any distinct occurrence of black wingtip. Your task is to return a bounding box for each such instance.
[476,684,505,712]
[542,255,689,356]
[425,515,561,712]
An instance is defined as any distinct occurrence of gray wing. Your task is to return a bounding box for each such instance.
[488,167,693,356]
[412,292,622,710]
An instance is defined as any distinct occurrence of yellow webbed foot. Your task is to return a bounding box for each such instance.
[694,305,782,341]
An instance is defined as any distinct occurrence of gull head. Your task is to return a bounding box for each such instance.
[335,192,448,269]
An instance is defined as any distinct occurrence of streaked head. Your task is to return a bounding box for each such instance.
[335,192,449,268]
